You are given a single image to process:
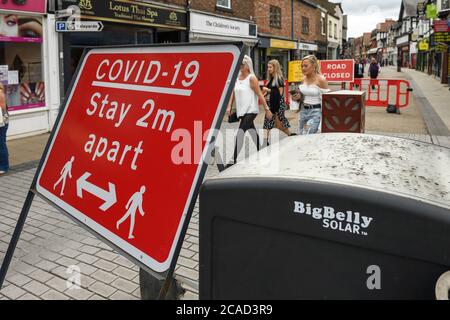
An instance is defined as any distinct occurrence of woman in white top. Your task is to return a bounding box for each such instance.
[227,55,272,165]
[295,55,329,135]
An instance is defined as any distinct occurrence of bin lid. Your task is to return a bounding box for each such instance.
[214,133,450,209]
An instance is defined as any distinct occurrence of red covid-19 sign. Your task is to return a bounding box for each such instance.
[320,60,354,83]
[36,44,242,273]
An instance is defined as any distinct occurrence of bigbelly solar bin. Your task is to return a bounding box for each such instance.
[199,133,450,300]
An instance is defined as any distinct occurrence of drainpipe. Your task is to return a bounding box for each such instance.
[185,0,190,43]
[291,0,295,40]
[291,0,295,62]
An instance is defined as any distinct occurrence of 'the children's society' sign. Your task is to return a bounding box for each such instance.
[36,44,243,273]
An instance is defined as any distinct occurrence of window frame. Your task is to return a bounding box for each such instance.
[321,17,326,35]
[269,5,282,29]
[216,0,231,10]
[302,16,310,35]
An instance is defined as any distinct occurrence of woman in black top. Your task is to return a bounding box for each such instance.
[262,59,295,145]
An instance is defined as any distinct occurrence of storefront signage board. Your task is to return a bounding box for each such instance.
[61,0,187,30]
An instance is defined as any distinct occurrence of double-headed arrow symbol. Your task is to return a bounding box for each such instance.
[76,172,117,211]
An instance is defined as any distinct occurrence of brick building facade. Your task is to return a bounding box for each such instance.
[295,0,326,59]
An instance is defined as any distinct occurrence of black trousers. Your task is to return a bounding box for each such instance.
[233,113,260,163]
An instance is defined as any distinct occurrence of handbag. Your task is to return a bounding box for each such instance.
[228,112,239,123]
[0,108,5,128]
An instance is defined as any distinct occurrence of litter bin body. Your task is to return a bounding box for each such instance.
[322,91,366,133]
[199,134,450,300]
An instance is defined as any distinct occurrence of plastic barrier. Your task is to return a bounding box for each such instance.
[347,78,413,108]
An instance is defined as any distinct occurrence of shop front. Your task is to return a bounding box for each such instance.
[58,0,187,95]
[396,34,410,68]
[388,47,396,66]
[0,0,51,138]
[189,11,257,55]
[257,37,297,79]
[410,42,417,69]
[417,39,430,73]
[316,42,327,60]
[327,41,339,60]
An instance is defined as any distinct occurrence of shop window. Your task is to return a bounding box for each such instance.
[0,14,44,112]
[302,17,309,35]
[216,0,231,10]
[270,6,281,29]
[321,17,326,35]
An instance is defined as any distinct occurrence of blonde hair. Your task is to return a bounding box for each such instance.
[242,55,255,75]
[302,55,320,74]
[267,59,283,86]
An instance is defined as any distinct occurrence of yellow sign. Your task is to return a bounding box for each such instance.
[270,39,297,50]
[288,59,321,82]
[418,40,429,51]
[288,60,303,82]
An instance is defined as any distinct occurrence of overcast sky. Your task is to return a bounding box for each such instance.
[331,0,403,38]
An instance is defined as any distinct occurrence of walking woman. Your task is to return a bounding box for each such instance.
[296,55,329,135]
[262,59,295,145]
[0,84,9,175]
[226,55,272,165]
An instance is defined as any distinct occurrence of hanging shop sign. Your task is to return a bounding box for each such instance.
[433,32,450,44]
[418,40,429,51]
[434,20,450,33]
[61,0,187,30]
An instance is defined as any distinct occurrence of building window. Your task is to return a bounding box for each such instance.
[442,0,449,9]
[328,21,332,37]
[0,14,45,113]
[321,17,326,35]
[270,6,281,28]
[302,17,309,34]
[334,23,337,39]
[216,0,231,10]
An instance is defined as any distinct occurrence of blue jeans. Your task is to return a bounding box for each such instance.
[0,124,9,172]
[299,108,321,134]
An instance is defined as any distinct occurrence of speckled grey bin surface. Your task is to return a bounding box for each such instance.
[213,133,450,209]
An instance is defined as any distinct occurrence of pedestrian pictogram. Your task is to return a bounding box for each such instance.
[117,186,146,240]
[53,156,75,196]
[32,43,243,274]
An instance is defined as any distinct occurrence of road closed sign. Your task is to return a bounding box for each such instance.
[36,44,243,273]
[320,60,354,83]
